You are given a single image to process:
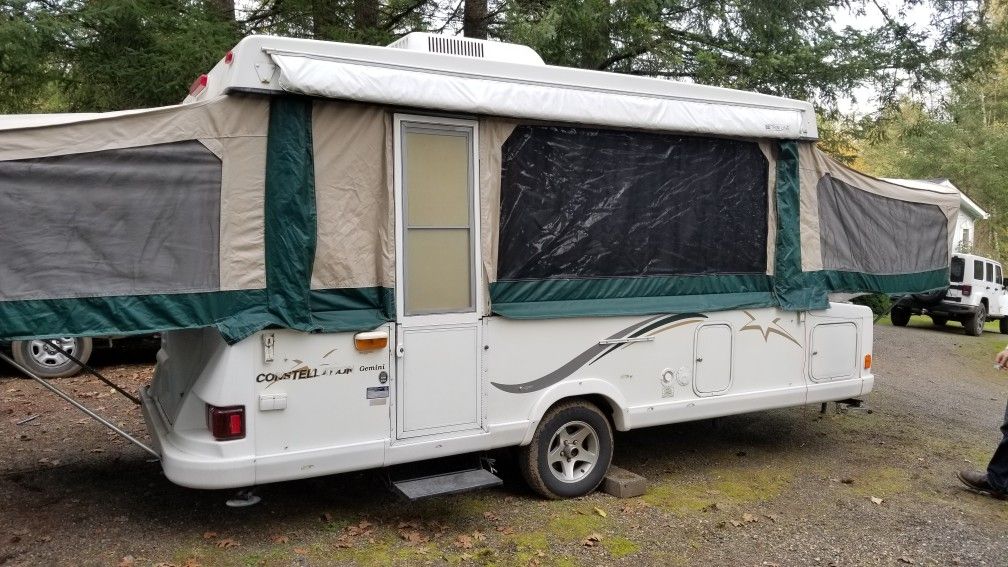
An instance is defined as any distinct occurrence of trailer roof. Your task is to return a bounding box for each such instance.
[189,35,819,141]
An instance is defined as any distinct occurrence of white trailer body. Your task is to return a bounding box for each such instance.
[143,304,872,489]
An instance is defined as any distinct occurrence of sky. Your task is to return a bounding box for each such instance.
[831,1,942,115]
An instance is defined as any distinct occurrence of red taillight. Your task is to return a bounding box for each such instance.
[207,405,245,440]
[224,51,234,64]
[189,74,208,96]
[961,285,972,297]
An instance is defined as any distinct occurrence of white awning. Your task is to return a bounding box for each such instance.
[269,51,814,140]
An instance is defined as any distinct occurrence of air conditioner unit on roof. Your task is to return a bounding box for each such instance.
[387,32,545,66]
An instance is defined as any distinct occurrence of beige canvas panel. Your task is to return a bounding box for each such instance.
[797,143,959,272]
[0,96,269,291]
[797,144,825,271]
[478,119,518,314]
[757,141,778,275]
[0,95,268,161]
[219,136,267,290]
[311,101,394,290]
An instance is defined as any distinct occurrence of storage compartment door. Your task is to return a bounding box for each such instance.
[693,323,733,395]
[809,322,858,382]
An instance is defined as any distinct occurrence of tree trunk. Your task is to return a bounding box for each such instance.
[463,0,488,39]
[312,0,339,39]
[208,0,235,23]
[354,0,379,31]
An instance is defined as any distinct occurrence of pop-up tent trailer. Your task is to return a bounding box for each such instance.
[0,33,958,499]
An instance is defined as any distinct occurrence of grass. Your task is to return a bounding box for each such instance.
[643,466,791,513]
[603,536,640,558]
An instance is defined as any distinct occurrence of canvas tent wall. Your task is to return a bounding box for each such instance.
[0,38,959,343]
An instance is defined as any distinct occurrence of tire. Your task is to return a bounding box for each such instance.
[10,337,92,378]
[966,304,987,337]
[519,400,613,499]
[912,287,948,306]
[931,316,948,327]
[1001,318,1008,335]
[890,307,911,327]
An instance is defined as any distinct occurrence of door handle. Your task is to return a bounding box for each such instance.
[696,357,703,362]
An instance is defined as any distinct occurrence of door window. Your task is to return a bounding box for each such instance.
[997,265,1003,287]
[974,260,984,280]
[987,262,995,283]
[401,125,475,315]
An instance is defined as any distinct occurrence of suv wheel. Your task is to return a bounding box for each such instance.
[10,337,92,378]
[966,305,987,337]
[890,307,911,327]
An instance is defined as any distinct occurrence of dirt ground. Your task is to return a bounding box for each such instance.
[1,318,1007,566]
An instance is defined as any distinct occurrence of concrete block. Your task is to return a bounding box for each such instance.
[602,465,647,498]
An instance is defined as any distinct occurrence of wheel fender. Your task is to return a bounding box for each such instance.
[519,378,629,445]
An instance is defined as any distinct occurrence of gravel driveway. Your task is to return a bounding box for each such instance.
[1,318,1007,566]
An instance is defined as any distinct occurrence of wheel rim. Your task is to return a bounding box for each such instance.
[547,420,600,483]
[26,338,77,368]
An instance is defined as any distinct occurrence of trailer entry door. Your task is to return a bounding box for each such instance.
[393,116,483,439]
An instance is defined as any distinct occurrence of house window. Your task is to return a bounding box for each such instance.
[963,228,970,246]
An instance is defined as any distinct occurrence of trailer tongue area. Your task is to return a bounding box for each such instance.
[0,350,158,459]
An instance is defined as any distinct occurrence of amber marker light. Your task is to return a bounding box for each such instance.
[354,331,389,352]
[864,353,872,370]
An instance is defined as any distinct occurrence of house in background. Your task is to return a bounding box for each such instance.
[885,178,989,253]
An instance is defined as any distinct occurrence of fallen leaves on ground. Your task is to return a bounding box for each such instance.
[399,529,428,545]
[593,506,607,517]
[742,513,758,523]
[270,534,289,544]
[118,556,136,567]
[215,538,239,549]
[582,533,602,547]
[201,531,217,540]
[454,534,474,549]
[870,496,884,505]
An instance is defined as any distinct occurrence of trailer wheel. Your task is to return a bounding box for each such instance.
[931,316,948,327]
[890,307,910,327]
[519,400,613,499]
[10,337,92,378]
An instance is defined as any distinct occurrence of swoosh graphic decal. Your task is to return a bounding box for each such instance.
[588,313,706,366]
[492,313,705,394]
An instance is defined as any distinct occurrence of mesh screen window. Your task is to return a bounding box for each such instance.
[0,141,222,300]
[497,125,769,281]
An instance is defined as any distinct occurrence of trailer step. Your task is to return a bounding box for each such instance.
[393,468,502,501]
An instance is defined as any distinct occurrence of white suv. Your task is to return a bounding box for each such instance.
[891,253,1008,336]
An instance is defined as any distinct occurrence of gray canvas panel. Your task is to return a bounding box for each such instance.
[0,141,222,300]
[817,173,948,274]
